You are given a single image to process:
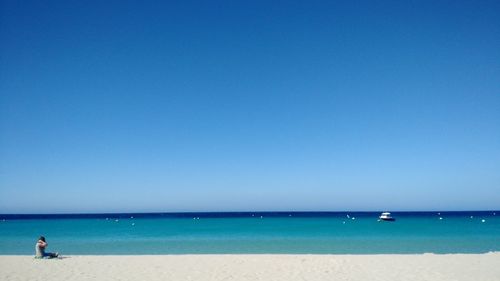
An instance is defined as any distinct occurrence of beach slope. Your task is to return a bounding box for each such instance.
[1,253,499,281]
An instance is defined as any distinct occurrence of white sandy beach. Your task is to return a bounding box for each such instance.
[1,253,499,281]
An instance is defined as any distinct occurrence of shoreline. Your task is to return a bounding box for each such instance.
[1,251,499,256]
[2,253,499,281]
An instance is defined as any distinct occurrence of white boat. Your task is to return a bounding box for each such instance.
[379,212,395,221]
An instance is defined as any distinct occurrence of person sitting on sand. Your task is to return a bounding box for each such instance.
[35,236,58,258]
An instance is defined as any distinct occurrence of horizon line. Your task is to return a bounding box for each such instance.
[1,209,498,216]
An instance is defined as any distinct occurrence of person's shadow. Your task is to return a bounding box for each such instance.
[38,256,70,260]
[56,256,70,259]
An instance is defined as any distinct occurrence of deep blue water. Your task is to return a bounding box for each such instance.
[0,211,498,254]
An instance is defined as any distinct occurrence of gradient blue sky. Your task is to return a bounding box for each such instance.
[1,0,499,213]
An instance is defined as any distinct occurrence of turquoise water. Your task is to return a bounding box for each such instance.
[0,212,498,254]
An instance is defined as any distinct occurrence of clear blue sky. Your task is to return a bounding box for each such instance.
[1,0,499,213]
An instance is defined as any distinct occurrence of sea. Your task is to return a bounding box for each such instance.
[0,211,498,255]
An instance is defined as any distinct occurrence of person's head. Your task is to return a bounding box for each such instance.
[38,236,46,242]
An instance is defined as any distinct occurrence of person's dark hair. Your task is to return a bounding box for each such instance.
[38,236,46,242]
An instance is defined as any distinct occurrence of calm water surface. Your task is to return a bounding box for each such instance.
[0,212,498,254]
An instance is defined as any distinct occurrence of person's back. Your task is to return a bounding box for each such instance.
[35,241,45,258]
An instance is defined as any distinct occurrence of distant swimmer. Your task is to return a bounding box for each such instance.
[35,236,59,258]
